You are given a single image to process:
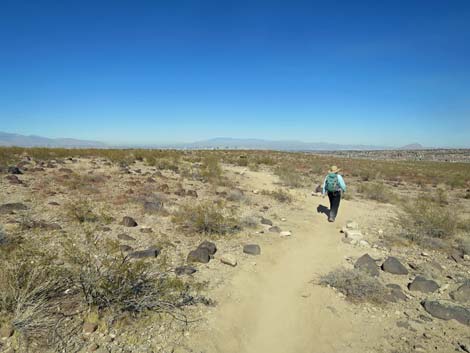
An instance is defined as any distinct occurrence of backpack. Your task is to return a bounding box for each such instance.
[325,173,339,192]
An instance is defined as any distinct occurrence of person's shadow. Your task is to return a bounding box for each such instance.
[317,204,330,219]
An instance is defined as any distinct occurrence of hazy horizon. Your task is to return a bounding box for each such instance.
[1,1,469,147]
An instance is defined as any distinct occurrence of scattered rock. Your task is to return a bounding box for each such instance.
[422,300,470,326]
[0,324,14,338]
[119,245,133,252]
[83,322,98,334]
[48,201,60,206]
[346,220,359,230]
[345,229,363,241]
[382,257,408,275]
[121,216,138,227]
[269,226,281,233]
[8,166,22,175]
[117,233,136,241]
[6,175,23,185]
[140,227,153,233]
[450,249,464,263]
[354,254,380,277]
[260,217,273,226]
[243,244,261,255]
[175,266,197,275]
[0,203,28,214]
[408,276,440,293]
[280,231,292,237]
[450,282,470,304]
[220,254,238,267]
[187,248,210,263]
[386,284,408,302]
[198,240,217,255]
[128,247,160,259]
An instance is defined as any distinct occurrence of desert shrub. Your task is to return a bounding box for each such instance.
[226,189,246,202]
[274,164,304,188]
[172,201,240,235]
[261,189,293,203]
[398,196,456,242]
[319,268,388,305]
[65,200,113,224]
[457,237,470,255]
[356,182,394,203]
[201,155,223,184]
[240,215,258,228]
[61,232,205,316]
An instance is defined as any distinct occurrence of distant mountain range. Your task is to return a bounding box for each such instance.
[0,131,106,148]
[0,131,427,151]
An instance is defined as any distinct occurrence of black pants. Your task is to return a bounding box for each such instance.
[327,191,341,220]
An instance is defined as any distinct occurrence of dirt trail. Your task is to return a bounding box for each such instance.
[185,168,391,353]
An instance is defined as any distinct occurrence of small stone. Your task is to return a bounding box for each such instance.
[88,343,99,352]
[269,226,281,233]
[121,216,138,227]
[354,253,380,277]
[378,229,384,236]
[198,240,217,255]
[117,233,136,241]
[140,227,153,233]
[243,244,261,255]
[0,324,14,338]
[220,254,237,267]
[346,220,359,230]
[281,218,287,222]
[252,190,259,194]
[450,282,470,304]
[187,248,210,263]
[260,217,273,226]
[464,254,470,261]
[382,257,409,275]
[280,231,292,237]
[83,322,98,334]
[421,252,430,257]
[359,240,370,247]
[345,229,363,241]
[408,276,440,293]
[128,247,160,259]
[119,245,133,252]
[175,266,197,275]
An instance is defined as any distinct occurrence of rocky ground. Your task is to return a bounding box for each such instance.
[0,153,469,353]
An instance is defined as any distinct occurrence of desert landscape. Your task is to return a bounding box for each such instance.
[0,147,469,353]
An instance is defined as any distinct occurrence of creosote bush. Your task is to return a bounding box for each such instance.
[172,201,240,235]
[319,268,388,305]
[201,155,223,184]
[398,195,456,243]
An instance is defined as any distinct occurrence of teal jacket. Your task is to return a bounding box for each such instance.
[322,174,346,194]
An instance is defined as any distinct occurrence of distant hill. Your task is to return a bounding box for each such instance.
[0,131,107,148]
[171,137,391,151]
[398,143,425,150]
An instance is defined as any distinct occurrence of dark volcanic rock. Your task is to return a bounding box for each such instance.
[382,257,408,275]
[175,266,197,276]
[0,203,28,214]
[408,276,440,293]
[121,216,138,227]
[385,284,408,302]
[422,300,470,326]
[260,217,273,226]
[450,282,470,304]
[243,244,261,255]
[128,247,160,259]
[354,254,380,277]
[269,226,281,233]
[8,166,22,175]
[187,248,210,263]
[198,240,217,255]
[117,233,136,241]
[6,175,23,184]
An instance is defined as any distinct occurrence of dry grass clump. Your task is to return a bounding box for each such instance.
[398,195,456,243]
[261,189,293,203]
[201,155,223,184]
[65,200,113,224]
[356,181,395,203]
[319,268,388,305]
[274,164,304,188]
[172,201,240,235]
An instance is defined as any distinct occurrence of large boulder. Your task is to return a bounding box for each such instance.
[408,276,440,293]
[354,254,380,277]
[197,240,217,255]
[187,248,210,263]
[381,257,408,275]
[422,300,470,326]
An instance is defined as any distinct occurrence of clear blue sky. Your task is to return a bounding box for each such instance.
[1,0,469,147]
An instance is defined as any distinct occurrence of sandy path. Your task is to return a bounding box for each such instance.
[185,169,389,353]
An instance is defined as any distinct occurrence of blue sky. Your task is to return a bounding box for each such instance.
[0,0,469,147]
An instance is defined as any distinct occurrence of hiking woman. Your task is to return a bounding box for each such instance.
[322,166,346,222]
